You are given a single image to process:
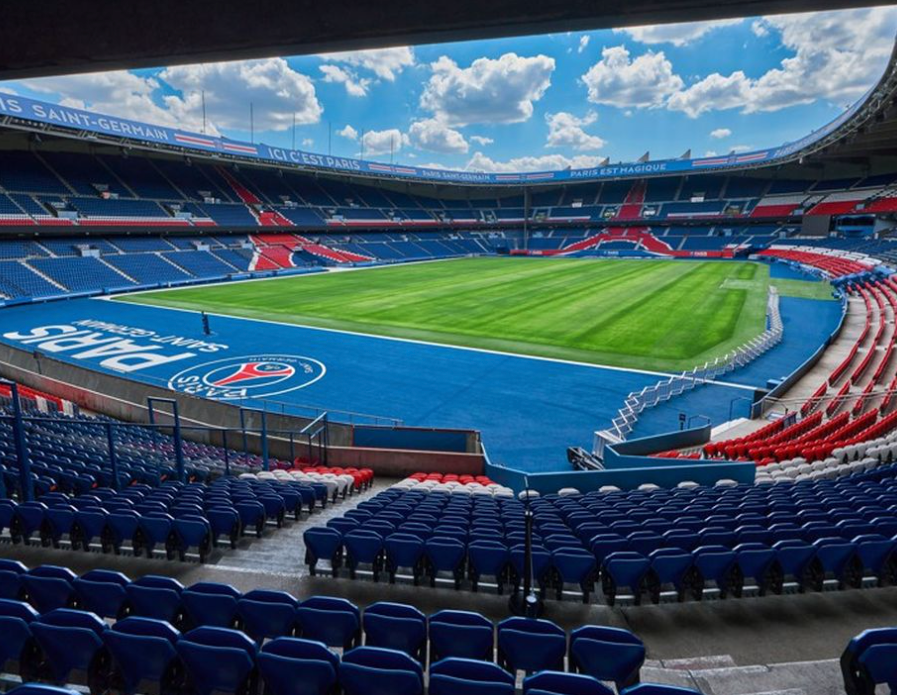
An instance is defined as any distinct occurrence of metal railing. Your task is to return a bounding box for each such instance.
[600,287,784,445]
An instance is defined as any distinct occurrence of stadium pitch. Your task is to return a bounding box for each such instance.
[120,257,807,372]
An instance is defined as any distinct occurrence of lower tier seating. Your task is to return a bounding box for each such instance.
[0,564,700,695]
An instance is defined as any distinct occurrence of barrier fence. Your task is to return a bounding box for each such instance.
[599,287,784,446]
[0,381,330,501]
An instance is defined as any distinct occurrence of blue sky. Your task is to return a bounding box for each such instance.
[2,7,897,172]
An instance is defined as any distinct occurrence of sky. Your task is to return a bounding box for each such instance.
[2,6,897,173]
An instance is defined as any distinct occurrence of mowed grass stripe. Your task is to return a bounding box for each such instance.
[119,257,773,371]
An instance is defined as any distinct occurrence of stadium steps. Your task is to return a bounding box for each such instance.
[257,209,295,226]
[19,260,67,291]
[32,240,57,257]
[31,152,78,196]
[217,166,263,205]
[95,156,142,199]
[155,251,200,278]
[147,158,193,201]
[99,257,139,284]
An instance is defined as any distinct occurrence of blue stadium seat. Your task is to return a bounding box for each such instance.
[72,569,130,618]
[8,686,81,695]
[236,589,299,644]
[123,575,184,623]
[569,626,645,690]
[177,627,258,695]
[733,543,778,597]
[620,686,703,695]
[429,658,515,695]
[468,540,509,594]
[523,671,613,695]
[295,596,361,649]
[425,536,467,588]
[601,551,650,606]
[25,609,106,688]
[257,637,340,695]
[0,599,39,673]
[362,602,427,664]
[552,547,598,602]
[343,530,385,581]
[102,617,181,695]
[0,558,27,599]
[646,548,695,603]
[384,532,426,584]
[21,565,77,612]
[181,582,241,629]
[841,627,897,695]
[429,609,495,662]
[497,617,566,675]
[339,646,424,695]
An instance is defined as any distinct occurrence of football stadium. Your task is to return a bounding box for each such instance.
[3,2,897,693]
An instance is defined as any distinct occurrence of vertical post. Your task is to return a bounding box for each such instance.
[240,408,250,466]
[292,112,296,150]
[289,432,295,464]
[201,90,207,134]
[250,102,255,144]
[260,411,269,472]
[222,429,230,478]
[523,186,529,251]
[9,383,34,502]
[171,400,186,483]
[106,422,120,492]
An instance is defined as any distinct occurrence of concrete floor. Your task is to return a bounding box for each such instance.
[3,479,897,694]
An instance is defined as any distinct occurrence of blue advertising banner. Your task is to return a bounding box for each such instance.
[0,89,871,185]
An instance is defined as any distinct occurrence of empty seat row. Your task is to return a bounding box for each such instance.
[0,610,697,695]
[0,577,705,695]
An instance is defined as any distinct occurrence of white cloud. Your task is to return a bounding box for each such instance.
[407,118,469,154]
[337,124,358,140]
[466,151,604,173]
[319,65,371,97]
[360,128,409,156]
[545,111,606,151]
[302,138,314,147]
[668,72,751,117]
[751,20,769,38]
[159,60,321,132]
[470,135,494,146]
[317,47,415,81]
[578,36,590,53]
[16,60,324,137]
[20,70,216,134]
[710,127,732,139]
[420,52,556,126]
[618,19,742,46]
[729,144,752,153]
[669,7,897,117]
[581,46,683,109]
[704,150,718,157]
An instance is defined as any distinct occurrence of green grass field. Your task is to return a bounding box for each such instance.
[119,257,830,372]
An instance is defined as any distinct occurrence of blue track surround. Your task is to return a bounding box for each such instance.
[0,267,842,474]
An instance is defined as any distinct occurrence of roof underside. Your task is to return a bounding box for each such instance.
[2,0,896,80]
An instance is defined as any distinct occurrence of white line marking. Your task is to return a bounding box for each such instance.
[91,294,760,391]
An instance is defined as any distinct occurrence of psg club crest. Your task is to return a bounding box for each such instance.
[168,354,326,400]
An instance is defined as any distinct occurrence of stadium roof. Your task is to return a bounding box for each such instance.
[1,0,896,80]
